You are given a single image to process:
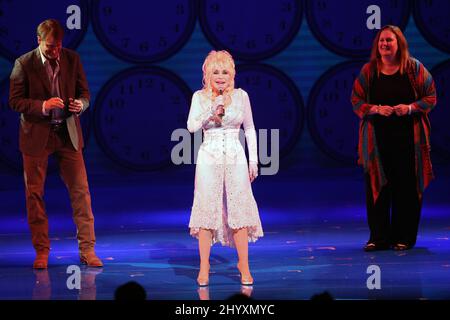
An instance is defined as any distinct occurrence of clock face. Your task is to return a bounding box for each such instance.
[430,59,450,159]
[307,61,365,164]
[0,0,88,61]
[0,78,91,171]
[235,64,304,158]
[91,0,197,63]
[413,0,450,54]
[0,78,21,170]
[305,0,410,57]
[93,66,192,171]
[199,0,302,61]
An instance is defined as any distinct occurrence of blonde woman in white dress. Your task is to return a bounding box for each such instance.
[187,50,263,286]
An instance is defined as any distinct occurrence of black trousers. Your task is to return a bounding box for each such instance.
[365,140,422,247]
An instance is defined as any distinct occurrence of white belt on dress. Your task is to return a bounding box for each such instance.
[200,129,245,162]
[203,128,241,141]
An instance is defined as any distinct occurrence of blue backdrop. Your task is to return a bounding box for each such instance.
[0,0,449,176]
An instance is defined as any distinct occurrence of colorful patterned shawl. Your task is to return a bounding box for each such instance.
[351,58,437,203]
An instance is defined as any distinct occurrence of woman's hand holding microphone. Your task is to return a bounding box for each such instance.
[210,95,225,126]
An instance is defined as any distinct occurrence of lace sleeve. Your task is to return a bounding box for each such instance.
[242,90,258,163]
[187,92,214,132]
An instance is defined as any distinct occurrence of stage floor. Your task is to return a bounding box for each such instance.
[0,166,449,300]
[0,221,449,300]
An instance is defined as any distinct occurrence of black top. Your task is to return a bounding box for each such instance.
[370,70,416,146]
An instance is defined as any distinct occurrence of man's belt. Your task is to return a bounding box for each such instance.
[50,120,67,132]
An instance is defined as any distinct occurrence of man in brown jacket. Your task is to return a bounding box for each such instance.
[9,19,102,269]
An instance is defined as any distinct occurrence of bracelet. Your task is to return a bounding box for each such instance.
[408,104,412,115]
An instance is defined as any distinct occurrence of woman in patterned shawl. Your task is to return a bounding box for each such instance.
[351,25,436,252]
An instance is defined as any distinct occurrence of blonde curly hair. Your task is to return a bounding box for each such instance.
[201,50,235,97]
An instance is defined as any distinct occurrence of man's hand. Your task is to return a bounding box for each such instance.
[43,97,64,113]
[68,98,83,113]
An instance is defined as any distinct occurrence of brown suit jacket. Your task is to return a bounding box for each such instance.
[9,47,90,156]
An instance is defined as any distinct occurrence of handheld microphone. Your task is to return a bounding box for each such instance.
[217,89,225,118]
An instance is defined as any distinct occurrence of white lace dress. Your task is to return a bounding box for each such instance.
[187,88,263,247]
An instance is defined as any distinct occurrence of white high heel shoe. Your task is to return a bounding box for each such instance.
[237,263,254,286]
